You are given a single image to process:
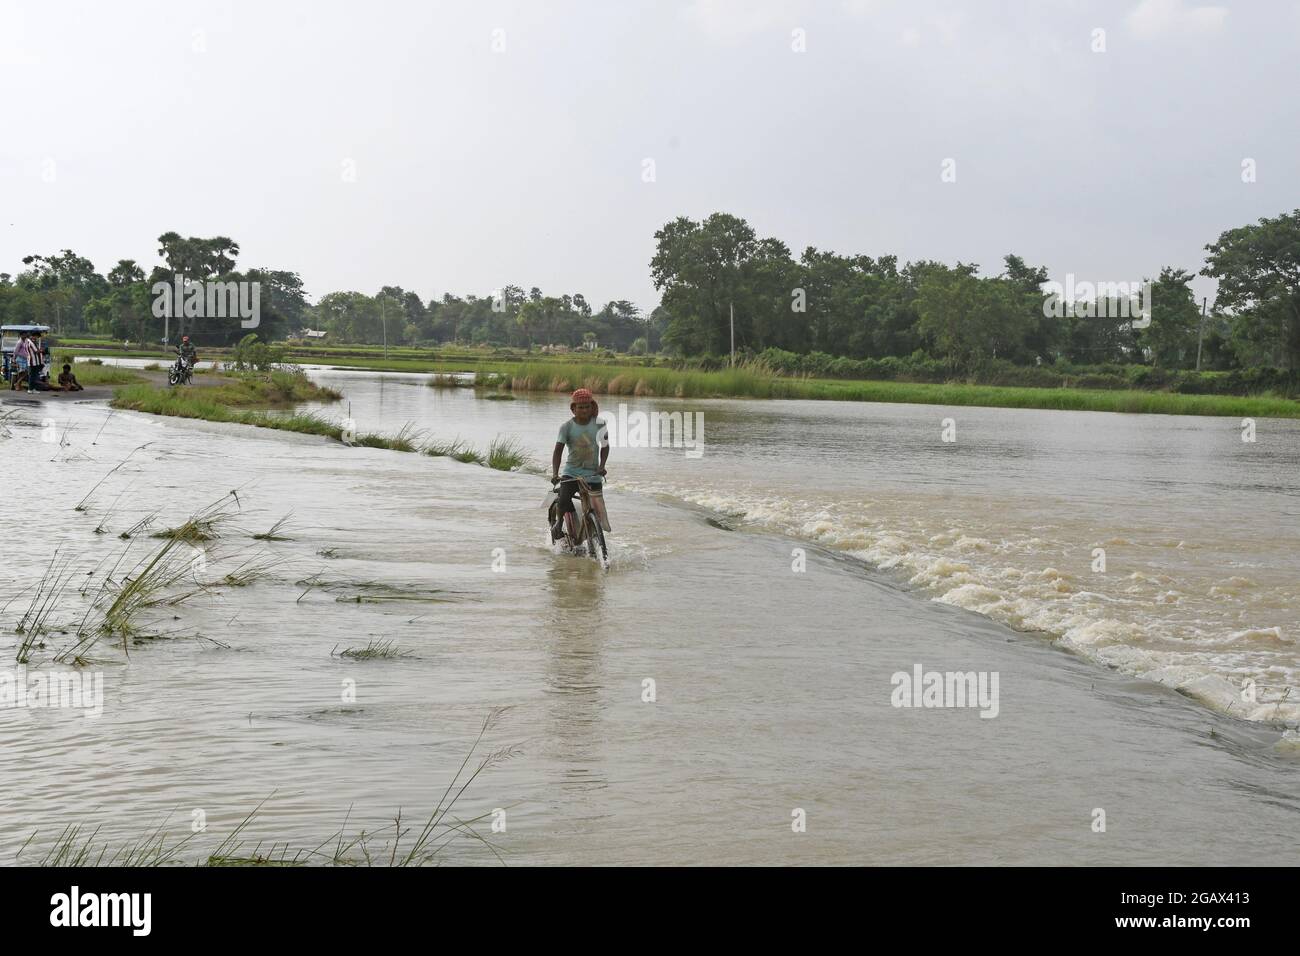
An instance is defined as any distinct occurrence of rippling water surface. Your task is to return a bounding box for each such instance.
[2,370,1297,865]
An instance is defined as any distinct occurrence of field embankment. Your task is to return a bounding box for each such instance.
[110,370,530,469]
[463,361,1300,418]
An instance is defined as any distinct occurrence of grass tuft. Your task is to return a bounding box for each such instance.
[21,715,519,866]
[152,492,240,543]
[332,640,414,660]
[487,435,530,471]
[252,514,294,541]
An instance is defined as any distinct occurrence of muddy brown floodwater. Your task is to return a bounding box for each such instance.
[2,368,1297,865]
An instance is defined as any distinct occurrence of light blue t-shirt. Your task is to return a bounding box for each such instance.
[557,417,607,479]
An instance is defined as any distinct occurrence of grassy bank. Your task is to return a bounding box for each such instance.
[55,356,148,387]
[473,361,1300,418]
[110,372,531,469]
[111,372,348,439]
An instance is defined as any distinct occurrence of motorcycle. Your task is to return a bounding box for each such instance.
[168,349,194,387]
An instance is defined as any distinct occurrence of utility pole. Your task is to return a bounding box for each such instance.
[177,276,186,344]
[729,302,735,367]
[1195,296,1207,371]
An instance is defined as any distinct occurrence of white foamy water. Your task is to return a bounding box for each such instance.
[619,480,1300,726]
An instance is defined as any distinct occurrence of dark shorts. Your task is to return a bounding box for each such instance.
[556,476,602,513]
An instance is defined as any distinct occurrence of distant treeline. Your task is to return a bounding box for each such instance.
[0,234,311,348]
[0,233,662,352]
[3,209,1297,375]
[312,287,661,353]
[650,210,1300,373]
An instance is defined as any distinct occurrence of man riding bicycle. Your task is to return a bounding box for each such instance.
[551,387,609,541]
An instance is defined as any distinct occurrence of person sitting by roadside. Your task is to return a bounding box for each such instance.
[57,364,83,392]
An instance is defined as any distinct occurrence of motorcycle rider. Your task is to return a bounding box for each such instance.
[178,335,198,370]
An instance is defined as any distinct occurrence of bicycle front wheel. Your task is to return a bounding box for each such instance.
[586,515,608,564]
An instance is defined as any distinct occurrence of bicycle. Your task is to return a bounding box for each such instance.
[546,475,610,565]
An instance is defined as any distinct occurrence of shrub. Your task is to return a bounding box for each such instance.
[225,333,286,372]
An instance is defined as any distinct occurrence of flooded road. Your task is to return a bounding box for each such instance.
[2,370,1297,865]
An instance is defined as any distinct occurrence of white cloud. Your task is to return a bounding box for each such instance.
[927,12,963,46]
[895,13,961,48]
[0,6,39,66]
[681,0,806,40]
[1126,0,1228,36]
[841,0,885,18]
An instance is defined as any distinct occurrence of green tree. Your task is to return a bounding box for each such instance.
[1000,254,1058,362]
[916,271,1027,371]
[108,259,145,287]
[17,249,108,332]
[1142,267,1200,367]
[1202,209,1300,369]
[651,213,758,355]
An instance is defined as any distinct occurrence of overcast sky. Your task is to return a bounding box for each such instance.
[2,0,1296,314]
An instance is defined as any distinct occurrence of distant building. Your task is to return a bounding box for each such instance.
[300,329,328,339]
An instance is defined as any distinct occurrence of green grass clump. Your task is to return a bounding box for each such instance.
[420,435,487,464]
[422,437,470,459]
[487,436,529,471]
[82,535,205,652]
[204,370,343,406]
[354,434,419,452]
[427,373,472,388]
[354,422,423,452]
[151,492,240,543]
[24,820,199,867]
